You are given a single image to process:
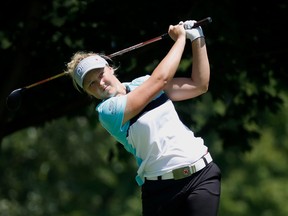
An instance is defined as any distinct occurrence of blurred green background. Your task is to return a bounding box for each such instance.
[1,0,287,215]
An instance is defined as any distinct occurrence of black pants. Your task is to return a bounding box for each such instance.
[141,162,221,216]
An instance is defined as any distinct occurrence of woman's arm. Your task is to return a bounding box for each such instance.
[164,36,210,101]
[123,24,186,124]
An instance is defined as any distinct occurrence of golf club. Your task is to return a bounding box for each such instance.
[6,17,212,111]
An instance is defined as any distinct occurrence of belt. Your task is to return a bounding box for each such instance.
[145,152,212,181]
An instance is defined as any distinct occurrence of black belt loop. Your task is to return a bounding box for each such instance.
[202,155,208,165]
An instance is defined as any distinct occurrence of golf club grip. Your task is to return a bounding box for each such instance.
[161,17,212,40]
[193,17,212,28]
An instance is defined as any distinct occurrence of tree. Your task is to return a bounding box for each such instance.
[1,0,288,215]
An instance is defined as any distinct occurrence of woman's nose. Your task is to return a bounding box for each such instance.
[99,78,105,86]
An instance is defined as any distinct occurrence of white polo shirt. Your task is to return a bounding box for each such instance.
[96,75,208,186]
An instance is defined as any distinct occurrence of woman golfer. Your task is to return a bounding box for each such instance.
[65,20,221,216]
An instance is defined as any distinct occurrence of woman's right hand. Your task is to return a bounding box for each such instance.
[168,23,186,41]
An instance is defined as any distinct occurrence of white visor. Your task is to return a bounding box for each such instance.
[74,55,108,88]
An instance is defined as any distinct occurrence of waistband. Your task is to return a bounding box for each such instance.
[145,152,212,181]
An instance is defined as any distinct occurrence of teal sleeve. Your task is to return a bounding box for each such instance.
[96,96,127,141]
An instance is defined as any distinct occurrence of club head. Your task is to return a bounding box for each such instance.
[6,88,26,111]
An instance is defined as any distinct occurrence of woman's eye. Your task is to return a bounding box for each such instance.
[98,72,104,79]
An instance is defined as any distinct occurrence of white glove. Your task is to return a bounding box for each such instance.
[179,20,204,42]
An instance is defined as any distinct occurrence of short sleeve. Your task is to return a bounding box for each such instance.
[96,95,127,138]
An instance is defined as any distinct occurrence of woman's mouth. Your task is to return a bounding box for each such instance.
[103,85,109,91]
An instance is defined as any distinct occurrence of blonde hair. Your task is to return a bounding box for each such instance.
[64,51,113,92]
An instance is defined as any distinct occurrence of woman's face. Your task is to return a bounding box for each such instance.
[82,66,120,99]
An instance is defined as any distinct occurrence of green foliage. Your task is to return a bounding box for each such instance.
[218,94,288,216]
[1,0,288,215]
[1,109,141,216]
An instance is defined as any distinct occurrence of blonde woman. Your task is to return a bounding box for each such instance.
[65,20,221,216]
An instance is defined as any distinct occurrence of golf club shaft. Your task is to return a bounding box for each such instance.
[108,17,212,58]
[23,17,212,90]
